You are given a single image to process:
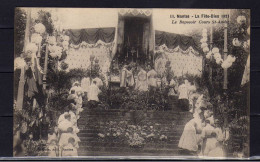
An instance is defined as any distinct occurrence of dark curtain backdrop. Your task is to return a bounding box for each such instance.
[155,30,201,52]
[65,27,115,45]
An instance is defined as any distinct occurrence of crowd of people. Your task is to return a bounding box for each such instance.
[178,86,229,158]
[44,59,230,157]
[46,77,103,157]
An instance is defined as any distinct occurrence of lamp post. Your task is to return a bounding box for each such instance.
[223,23,228,90]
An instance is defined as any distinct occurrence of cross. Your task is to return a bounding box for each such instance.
[130,47,136,55]
[130,47,136,62]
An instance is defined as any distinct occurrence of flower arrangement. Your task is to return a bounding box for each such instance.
[97,119,169,148]
[34,23,46,34]
[25,43,38,53]
[14,57,26,70]
[31,33,43,44]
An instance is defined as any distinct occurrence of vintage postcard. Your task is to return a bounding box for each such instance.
[13,8,250,159]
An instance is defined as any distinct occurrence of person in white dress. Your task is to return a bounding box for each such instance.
[178,80,190,111]
[86,80,101,109]
[178,108,205,155]
[135,67,148,92]
[81,77,91,93]
[58,127,80,156]
[204,120,226,158]
[69,81,82,95]
[120,65,135,88]
[61,137,78,157]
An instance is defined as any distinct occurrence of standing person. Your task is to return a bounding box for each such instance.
[120,65,128,88]
[147,65,158,89]
[178,79,190,111]
[87,81,101,109]
[135,66,148,91]
[120,65,134,88]
[168,78,179,111]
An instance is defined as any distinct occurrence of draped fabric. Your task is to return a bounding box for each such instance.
[66,28,115,45]
[116,19,125,54]
[155,30,201,53]
[118,9,152,18]
[142,22,150,54]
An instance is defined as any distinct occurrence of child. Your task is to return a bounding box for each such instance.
[207,120,226,158]
[47,139,58,157]
[58,114,73,132]
[59,127,80,149]
[202,119,226,157]
[200,119,215,156]
[61,137,78,156]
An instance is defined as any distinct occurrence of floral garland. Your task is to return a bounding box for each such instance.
[69,40,114,51]
[155,44,200,55]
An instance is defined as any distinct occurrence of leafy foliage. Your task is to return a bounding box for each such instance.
[14,8,27,57]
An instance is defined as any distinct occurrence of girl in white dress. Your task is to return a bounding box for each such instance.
[178,108,205,155]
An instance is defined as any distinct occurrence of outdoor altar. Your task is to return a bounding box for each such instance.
[13,8,250,158]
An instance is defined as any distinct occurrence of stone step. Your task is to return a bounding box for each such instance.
[78,114,192,119]
[78,141,180,149]
[77,124,187,130]
[79,110,192,116]
[77,146,180,155]
[77,131,185,136]
[77,150,179,156]
[77,130,183,136]
[78,136,181,144]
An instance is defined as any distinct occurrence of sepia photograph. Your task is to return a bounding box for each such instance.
[13,8,250,159]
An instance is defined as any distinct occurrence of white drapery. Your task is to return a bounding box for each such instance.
[155,45,203,77]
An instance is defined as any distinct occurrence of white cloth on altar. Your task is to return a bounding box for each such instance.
[87,84,101,101]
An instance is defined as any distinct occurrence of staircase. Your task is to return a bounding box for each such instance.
[77,108,193,156]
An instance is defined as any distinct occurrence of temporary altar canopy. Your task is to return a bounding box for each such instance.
[62,8,203,80]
